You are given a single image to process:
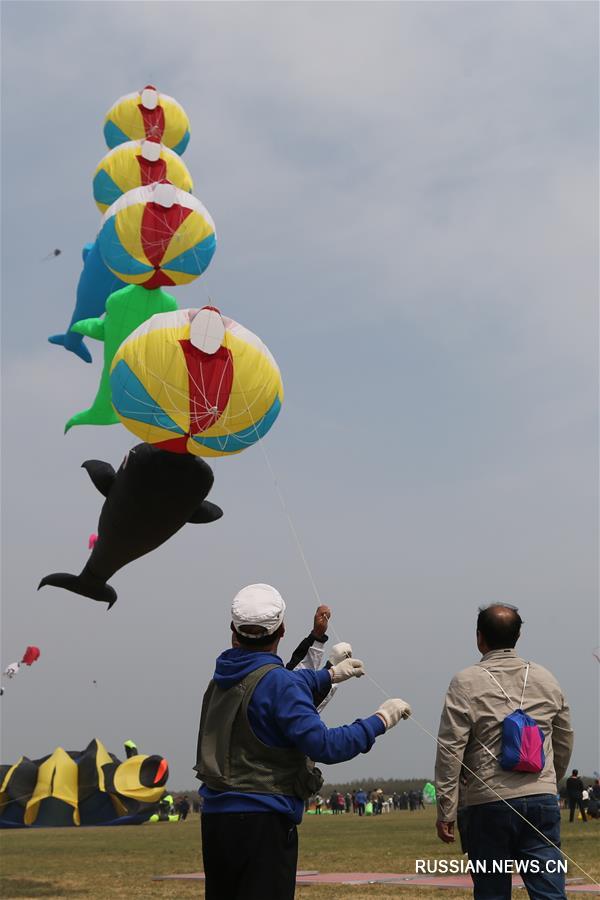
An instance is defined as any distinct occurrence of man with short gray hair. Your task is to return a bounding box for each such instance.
[435,604,573,899]
[195,583,411,900]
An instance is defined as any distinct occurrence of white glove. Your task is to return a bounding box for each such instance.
[330,657,365,683]
[3,662,20,679]
[375,698,411,729]
[328,642,353,666]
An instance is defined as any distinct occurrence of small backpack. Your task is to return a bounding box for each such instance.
[480,663,545,774]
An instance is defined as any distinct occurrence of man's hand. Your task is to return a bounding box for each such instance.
[328,642,353,665]
[312,605,331,639]
[436,820,455,843]
[375,698,412,729]
[330,658,365,683]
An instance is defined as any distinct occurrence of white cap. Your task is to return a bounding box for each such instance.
[231,584,286,637]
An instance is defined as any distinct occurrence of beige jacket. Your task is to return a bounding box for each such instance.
[435,648,573,822]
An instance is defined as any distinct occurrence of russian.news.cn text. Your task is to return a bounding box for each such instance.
[415,859,567,875]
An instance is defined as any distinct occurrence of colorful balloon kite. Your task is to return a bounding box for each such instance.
[104,85,190,155]
[93,140,193,213]
[39,442,223,608]
[110,306,284,457]
[98,181,216,288]
[0,738,168,828]
[64,182,216,429]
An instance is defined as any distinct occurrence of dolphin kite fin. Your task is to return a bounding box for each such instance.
[38,571,117,610]
[81,460,116,497]
[48,334,93,363]
[70,317,106,341]
[188,501,223,524]
[64,404,120,433]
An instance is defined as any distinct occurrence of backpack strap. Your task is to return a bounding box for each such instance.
[480,662,531,710]
[480,668,513,704]
[519,663,530,710]
[474,662,532,764]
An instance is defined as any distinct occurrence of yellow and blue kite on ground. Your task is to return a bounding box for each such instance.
[0,739,168,828]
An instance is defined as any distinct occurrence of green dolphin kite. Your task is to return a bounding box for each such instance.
[64,284,178,432]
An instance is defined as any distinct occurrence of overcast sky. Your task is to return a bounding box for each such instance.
[1,2,598,791]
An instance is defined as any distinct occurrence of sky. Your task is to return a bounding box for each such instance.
[1,2,598,791]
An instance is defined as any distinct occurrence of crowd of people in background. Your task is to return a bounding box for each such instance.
[156,776,600,824]
[155,794,199,821]
[159,776,600,823]
[564,770,600,821]
[307,786,429,815]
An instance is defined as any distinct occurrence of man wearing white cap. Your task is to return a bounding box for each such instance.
[195,584,411,900]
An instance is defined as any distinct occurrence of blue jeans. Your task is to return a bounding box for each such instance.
[466,794,566,900]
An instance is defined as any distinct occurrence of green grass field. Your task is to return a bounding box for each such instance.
[1,808,598,899]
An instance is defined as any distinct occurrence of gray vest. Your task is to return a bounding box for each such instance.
[194,663,323,800]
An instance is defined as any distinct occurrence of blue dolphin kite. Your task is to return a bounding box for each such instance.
[48,240,126,363]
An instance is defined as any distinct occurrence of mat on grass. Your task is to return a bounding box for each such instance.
[152,871,599,891]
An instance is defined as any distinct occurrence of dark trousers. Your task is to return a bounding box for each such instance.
[201,812,298,900]
[457,806,470,854]
[467,795,566,900]
[568,796,587,822]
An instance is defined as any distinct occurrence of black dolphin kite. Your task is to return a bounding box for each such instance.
[39,443,223,609]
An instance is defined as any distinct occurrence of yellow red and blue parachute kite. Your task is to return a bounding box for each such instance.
[110,307,283,457]
[93,140,193,213]
[103,85,190,155]
[98,182,216,289]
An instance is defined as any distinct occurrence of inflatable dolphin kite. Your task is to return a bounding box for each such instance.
[39,443,222,608]
[48,241,125,363]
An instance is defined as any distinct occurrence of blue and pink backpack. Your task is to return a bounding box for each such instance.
[481,663,545,774]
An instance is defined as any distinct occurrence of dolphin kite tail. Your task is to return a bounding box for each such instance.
[48,333,93,364]
[38,569,117,610]
[64,404,120,433]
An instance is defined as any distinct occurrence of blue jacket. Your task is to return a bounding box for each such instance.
[199,648,385,823]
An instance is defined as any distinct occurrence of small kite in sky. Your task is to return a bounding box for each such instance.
[1,646,41,695]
